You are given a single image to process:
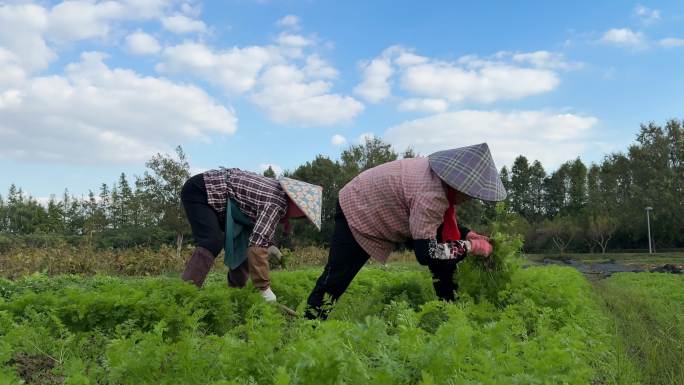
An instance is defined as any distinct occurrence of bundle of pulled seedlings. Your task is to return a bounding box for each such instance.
[457,230,523,305]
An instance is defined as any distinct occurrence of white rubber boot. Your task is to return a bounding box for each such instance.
[260,287,277,302]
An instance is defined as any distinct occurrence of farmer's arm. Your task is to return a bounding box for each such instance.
[409,193,470,264]
[408,196,474,301]
[412,239,469,264]
[458,224,470,240]
[249,203,286,247]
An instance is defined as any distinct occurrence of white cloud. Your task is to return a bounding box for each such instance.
[384,110,598,168]
[252,64,364,126]
[634,5,660,25]
[354,56,393,103]
[161,14,207,34]
[398,98,448,113]
[394,50,428,67]
[598,28,684,51]
[274,32,313,58]
[356,46,564,106]
[180,2,203,18]
[118,0,175,19]
[0,1,178,72]
[48,0,173,43]
[331,134,347,146]
[304,54,338,79]
[357,132,375,143]
[0,48,27,88]
[48,1,123,42]
[157,42,280,94]
[276,15,300,30]
[0,52,237,164]
[125,31,161,55]
[0,90,23,110]
[510,51,583,70]
[275,32,312,47]
[0,3,54,72]
[401,60,559,104]
[158,33,359,127]
[259,163,283,175]
[659,37,684,48]
[599,28,647,48]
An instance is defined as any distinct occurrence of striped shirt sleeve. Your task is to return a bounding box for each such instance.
[249,203,286,247]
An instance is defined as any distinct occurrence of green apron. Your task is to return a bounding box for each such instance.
[224,199,254,269]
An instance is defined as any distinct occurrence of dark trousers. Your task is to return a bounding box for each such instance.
[426,259,458,301]
[181,174,225,257]
[304,203,459,319]
[305,202,370,319]
[181,174,263,288]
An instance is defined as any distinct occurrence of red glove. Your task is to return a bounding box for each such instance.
[469,239,492,257]
[466,231,489,242]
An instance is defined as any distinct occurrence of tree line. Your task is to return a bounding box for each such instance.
[0,147,190,256]
[1,120,682,254]
[499,119,684,252]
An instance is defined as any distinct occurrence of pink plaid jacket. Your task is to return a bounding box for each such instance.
[339,157,449,262]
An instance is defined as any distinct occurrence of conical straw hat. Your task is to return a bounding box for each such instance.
[428,143,507,201]
[278,177,323,230]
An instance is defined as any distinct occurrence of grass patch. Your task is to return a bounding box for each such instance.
[595,273,684,385]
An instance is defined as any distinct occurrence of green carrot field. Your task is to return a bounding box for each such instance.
[0,234,682,384]
[0,266,638,385]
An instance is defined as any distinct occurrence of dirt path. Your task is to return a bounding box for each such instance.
[537,258,682,280]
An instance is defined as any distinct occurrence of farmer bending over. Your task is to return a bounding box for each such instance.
[305,143,506,319]
[181,168,322,302]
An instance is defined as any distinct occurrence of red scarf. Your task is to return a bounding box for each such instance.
[280,217,292,234]
[442,188,461,242]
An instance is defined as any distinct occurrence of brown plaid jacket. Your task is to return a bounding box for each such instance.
[203,168,287,247]
[339,157,449,262]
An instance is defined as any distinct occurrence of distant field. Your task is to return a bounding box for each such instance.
[524,252,684,266]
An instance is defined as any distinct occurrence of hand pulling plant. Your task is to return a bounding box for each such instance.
[457,204,524,305]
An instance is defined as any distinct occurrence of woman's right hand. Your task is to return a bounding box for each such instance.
[468,239,493,257]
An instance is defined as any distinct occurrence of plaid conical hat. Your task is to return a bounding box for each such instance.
[278,177,323,231]
[428,143,507,201]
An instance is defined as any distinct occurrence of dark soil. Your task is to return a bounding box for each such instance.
[8,353,63,385]
[538,259,682,279]
[649,264,682,274]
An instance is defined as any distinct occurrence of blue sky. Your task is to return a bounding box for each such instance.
[1,0,683,201]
